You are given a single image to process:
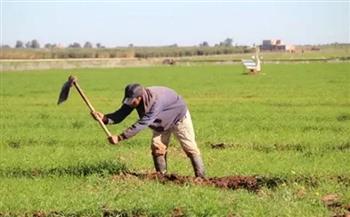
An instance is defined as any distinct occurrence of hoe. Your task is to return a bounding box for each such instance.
[57,75,112,137]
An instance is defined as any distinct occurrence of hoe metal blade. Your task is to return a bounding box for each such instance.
[56,75,112,137]
[57,76,77,105]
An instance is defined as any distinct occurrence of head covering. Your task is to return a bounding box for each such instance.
[122,83,144,105]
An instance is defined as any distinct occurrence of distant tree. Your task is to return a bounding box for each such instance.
[69,42,81,48]
[83,41,93,48]
[31,39,40,49]
[220,38,233,47]
[25,41,31,48]
[44,43,57,49]
[15,40,24,48]
[128,43,134,48]
[1,44,11,48]
[24,40,40,48]
[199,41,209,47]
[196,50,204,55]
[169,44,178,47]
[96,43,103,48]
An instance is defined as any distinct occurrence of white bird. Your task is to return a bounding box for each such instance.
[242,47,261,74]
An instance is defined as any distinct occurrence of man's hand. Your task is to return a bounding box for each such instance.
[108,135,120,145]
[91,111,104,121]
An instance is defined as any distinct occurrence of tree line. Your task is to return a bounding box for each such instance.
[2,38,235,49]
[0,38,256,59]
[6,40,106,49]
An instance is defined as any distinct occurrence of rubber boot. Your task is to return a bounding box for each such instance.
[152,155,167,174]
[189,155,205,178]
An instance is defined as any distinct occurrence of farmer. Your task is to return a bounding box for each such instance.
[91,84,205,178]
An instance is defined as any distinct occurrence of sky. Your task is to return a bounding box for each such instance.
[1,0,349,47]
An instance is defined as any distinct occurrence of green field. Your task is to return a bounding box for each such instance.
[1,63,349,216]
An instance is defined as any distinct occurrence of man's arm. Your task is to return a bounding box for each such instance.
[119,103,161,140]
[91,104,133,125]
[104,104,134,124]
[91,104,136,145]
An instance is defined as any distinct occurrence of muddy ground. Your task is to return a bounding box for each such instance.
[117,171,350,192]
[124,172,261,192]
[321,194,350,217]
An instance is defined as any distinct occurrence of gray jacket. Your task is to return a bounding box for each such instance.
[105,86,187,139]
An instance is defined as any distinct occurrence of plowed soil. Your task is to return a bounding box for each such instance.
[211,143,234,149]
[127,172,260,192]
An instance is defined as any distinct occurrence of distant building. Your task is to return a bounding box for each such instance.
[260,39,295,52]
[285,44,296,52]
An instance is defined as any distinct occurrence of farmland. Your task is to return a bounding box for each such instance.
[0,63,350,216]
[1,45,349,72]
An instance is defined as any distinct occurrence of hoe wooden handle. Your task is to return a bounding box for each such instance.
[73,81,112,137]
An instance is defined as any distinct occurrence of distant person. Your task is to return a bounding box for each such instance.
[91,84,205,178]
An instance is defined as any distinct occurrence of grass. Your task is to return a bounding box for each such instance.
[0,63,349,216]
